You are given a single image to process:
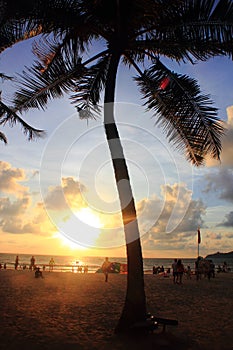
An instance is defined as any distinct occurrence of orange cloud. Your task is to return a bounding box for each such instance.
[44,177,87,211]
[0,161,28,195]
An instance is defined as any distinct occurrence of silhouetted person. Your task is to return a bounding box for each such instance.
[102,257,111,282]
[187,265,192,279]
[177,259,185,284]
[49,257,55,271]
[15,255,19,270]
[35,267,43,278]
[223,261,227,272]
[172,258,178,283]
[30,256,35,270]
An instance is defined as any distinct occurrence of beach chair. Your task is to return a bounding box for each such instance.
[152,316,178,332]
[130,314,178,333]
[130,317,158,333]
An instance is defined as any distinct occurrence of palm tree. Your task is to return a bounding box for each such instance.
[1,0,231,332]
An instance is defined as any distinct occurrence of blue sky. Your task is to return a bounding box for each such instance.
[0,38,233,258]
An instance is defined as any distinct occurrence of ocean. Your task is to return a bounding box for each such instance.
[0,252,232,274]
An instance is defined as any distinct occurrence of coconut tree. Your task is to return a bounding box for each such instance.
[1,0,232,332]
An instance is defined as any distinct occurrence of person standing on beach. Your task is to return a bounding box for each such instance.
[195,256,201,280]
[172,258,178,284]
[15,255,19,270]
[49,257,55,271]
[177,259,185,284]
[186,265,192,279]
[30,256,35,270]
[101,257,111,282]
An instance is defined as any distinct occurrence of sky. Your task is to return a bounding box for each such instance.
[0,37,233,259]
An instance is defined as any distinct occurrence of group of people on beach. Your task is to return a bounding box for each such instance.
[152,259,187,283]
[153,265,171,276]
[217,261,230,273]
[14,255,53,278]
[13,255,36,270]
[195,256,216,280]
[10,256,91,273]
[12,255,56,274]
[172,258,186,284]
[172,257,218,283]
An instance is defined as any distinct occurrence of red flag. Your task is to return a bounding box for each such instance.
[159,76,170,90]
[198,228,201,244]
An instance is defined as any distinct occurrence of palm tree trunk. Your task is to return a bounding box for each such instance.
[104,52,147,333]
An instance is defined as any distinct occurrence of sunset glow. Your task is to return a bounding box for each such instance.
[76,207,103,229]
[57,207,104,248]
[1,34,233,258]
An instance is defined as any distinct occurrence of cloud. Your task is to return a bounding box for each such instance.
[31,170,39,178]
[217,211,233,227]
[0,196,56,235]
[206,105,233,167]
[226,232,233,238]
[205,232,222,240]
[0,196,31,233]
[0,196,29,216]
[94,183,206,250]
[0,161,28,194]
[0,217,39,234]
[201,107,233,210]
[0,162,58,235]
[204,168,233,203]
[44,177,87,211]
[142,183,205,232]
[0,161,230,255]
[139,183,206,251]
[220,106,233,166]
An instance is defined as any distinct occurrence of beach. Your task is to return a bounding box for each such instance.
[0,270,232,350]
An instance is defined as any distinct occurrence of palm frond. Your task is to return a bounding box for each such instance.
[32,34,92,73]
[13,35,109,120]
[70,55,111,119]
[0,73,13,81]
[0,130,7,144]
[13,49,84,112]
[176,0,233,59]
[77,104,101,120]
[135,60,225,166]
[0,19,43,53]
[134,0,233,63]
[0,101,44,141]
[0,0,110,55]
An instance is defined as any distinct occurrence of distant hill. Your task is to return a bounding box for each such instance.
[205,251,233,259]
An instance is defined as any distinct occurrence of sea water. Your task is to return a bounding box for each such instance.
[0,252,232,273]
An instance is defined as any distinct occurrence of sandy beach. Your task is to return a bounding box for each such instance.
[0,270,232,350]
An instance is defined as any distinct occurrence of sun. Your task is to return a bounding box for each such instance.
[76,207,103,229]
[58,207,104,248]
[54,232,86,251]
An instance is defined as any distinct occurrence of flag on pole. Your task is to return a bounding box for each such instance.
[159,76,170,90]
[197,228,201,244]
